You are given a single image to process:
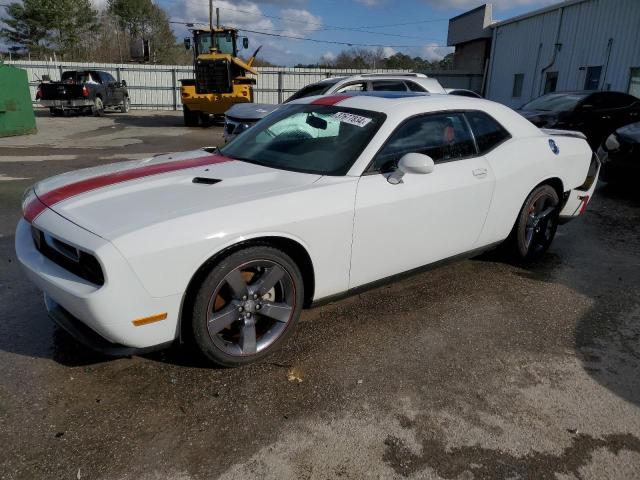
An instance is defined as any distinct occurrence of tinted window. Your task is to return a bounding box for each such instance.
[285,81,337,103]
[590,92,637,109]
[371,112,476,172]
[406,81,427,92]
[465,111,511,154]
[544,71,558,94]
[372,81,408,92]
[521,93,588,112]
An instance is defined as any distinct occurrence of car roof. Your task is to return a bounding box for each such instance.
[290,91,542,136]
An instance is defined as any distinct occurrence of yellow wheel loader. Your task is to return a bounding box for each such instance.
[180,18,261,127]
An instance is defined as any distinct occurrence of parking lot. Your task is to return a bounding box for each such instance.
[1,111,639,479]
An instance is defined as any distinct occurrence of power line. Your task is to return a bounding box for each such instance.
[179,0,445,41]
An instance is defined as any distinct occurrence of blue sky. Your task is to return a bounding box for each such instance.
[153,0,562,65]
[2,0,561,65]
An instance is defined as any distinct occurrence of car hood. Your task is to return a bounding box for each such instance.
[33,149,321,240]
[225,103,280,121]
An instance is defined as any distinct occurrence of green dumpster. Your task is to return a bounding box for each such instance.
[0,62,37,137]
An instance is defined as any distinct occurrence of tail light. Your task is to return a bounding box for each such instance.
[36,87,42,100]
[82,85,89,98]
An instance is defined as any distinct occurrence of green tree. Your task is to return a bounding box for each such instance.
[1,0,97,58]
[108,0,180,63]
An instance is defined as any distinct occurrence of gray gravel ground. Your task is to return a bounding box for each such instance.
[0,110,639,480]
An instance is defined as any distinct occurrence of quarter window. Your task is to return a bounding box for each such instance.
[465,111,511,154]
[406,81,427,92]
[336,82,366,93]
[370,112,476,173]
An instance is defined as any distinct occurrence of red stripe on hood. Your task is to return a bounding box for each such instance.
[24,154,233,223]
[311,95,350,106]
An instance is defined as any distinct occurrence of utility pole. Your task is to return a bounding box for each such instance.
[209,0,213,31]
[216,8,220,28]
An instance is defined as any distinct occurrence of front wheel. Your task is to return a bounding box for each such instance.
[191,246,304,367]
[508,184,560,261]
[183,105,199,127]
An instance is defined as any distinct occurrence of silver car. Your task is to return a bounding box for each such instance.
[223,73,446,142]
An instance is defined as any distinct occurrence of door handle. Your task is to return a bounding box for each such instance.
[601,115,611,120]
[472,168,488,178]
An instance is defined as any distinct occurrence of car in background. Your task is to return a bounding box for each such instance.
[36,70,130,117]
[17,92,598,366]
[517,90,640,148]
[223,73,446,142]
[597,121,640,184]
[445,88,483,98]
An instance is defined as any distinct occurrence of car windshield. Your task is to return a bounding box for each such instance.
[285,81,339,103]
[220,104,386,175]
[521,93,588,112]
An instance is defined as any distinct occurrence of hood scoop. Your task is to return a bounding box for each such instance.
[192,177,222,185]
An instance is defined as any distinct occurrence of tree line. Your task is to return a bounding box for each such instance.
[297,47,454,71]
[1,0,190,64]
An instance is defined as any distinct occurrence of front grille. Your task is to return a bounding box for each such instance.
[195,60,232,94]
[31,226,105,286]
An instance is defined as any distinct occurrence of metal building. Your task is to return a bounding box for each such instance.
[448,0,640,107]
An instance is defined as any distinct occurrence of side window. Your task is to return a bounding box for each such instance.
[335,82,366,93]
[406,81,426,92]
[465,111,511,154]
[371,112,476,173]
[372,81,408,92]
[103,72,116,83]
[603,92,636,109]
[90,72,103,84]
[512,74,524,98]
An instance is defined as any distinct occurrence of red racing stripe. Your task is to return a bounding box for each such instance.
[311,95,350,106]
[24,154,233,223]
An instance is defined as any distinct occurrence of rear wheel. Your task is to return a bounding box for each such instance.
[92,97,105,117]
[508,184,560,261]
[183,105,199,127]
[120,96,130,113]
[191,246,304,367]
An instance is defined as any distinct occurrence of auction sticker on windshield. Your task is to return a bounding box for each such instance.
[332,112,372,128]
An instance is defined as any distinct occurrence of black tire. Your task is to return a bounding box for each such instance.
[92,97,105,117]
[508,184,560,262]
[120,96,130,113]
[191,246,304,367]
[183,105,199,127]
[49,108,64,116]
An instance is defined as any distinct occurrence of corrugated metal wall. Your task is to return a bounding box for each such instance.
[486,0,640,107]
[5,61,411,109]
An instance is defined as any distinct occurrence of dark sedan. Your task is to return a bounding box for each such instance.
[597,121,640,184]
[517,91,640,149]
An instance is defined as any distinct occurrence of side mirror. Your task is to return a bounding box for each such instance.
[184,37,191,50]
[387,153,435,185]
[243,37,249,49]
[121,80,127,87]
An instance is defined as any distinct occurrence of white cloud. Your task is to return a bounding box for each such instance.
[278,8,323,37]
[420,43,453,61]
[321,51,336,63]
[380,46,396,58]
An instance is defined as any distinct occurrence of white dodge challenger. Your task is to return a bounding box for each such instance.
[16,92,599,366]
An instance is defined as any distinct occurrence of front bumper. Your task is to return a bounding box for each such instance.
[40,99,93,108]
[559,153,601,222]
[15,213,183,352]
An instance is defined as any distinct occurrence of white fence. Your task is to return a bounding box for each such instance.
[6,60,413,110]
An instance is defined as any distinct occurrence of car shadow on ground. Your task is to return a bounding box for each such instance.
[508,182,640,408]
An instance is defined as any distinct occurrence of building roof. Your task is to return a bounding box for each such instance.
[491,0,590,28]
